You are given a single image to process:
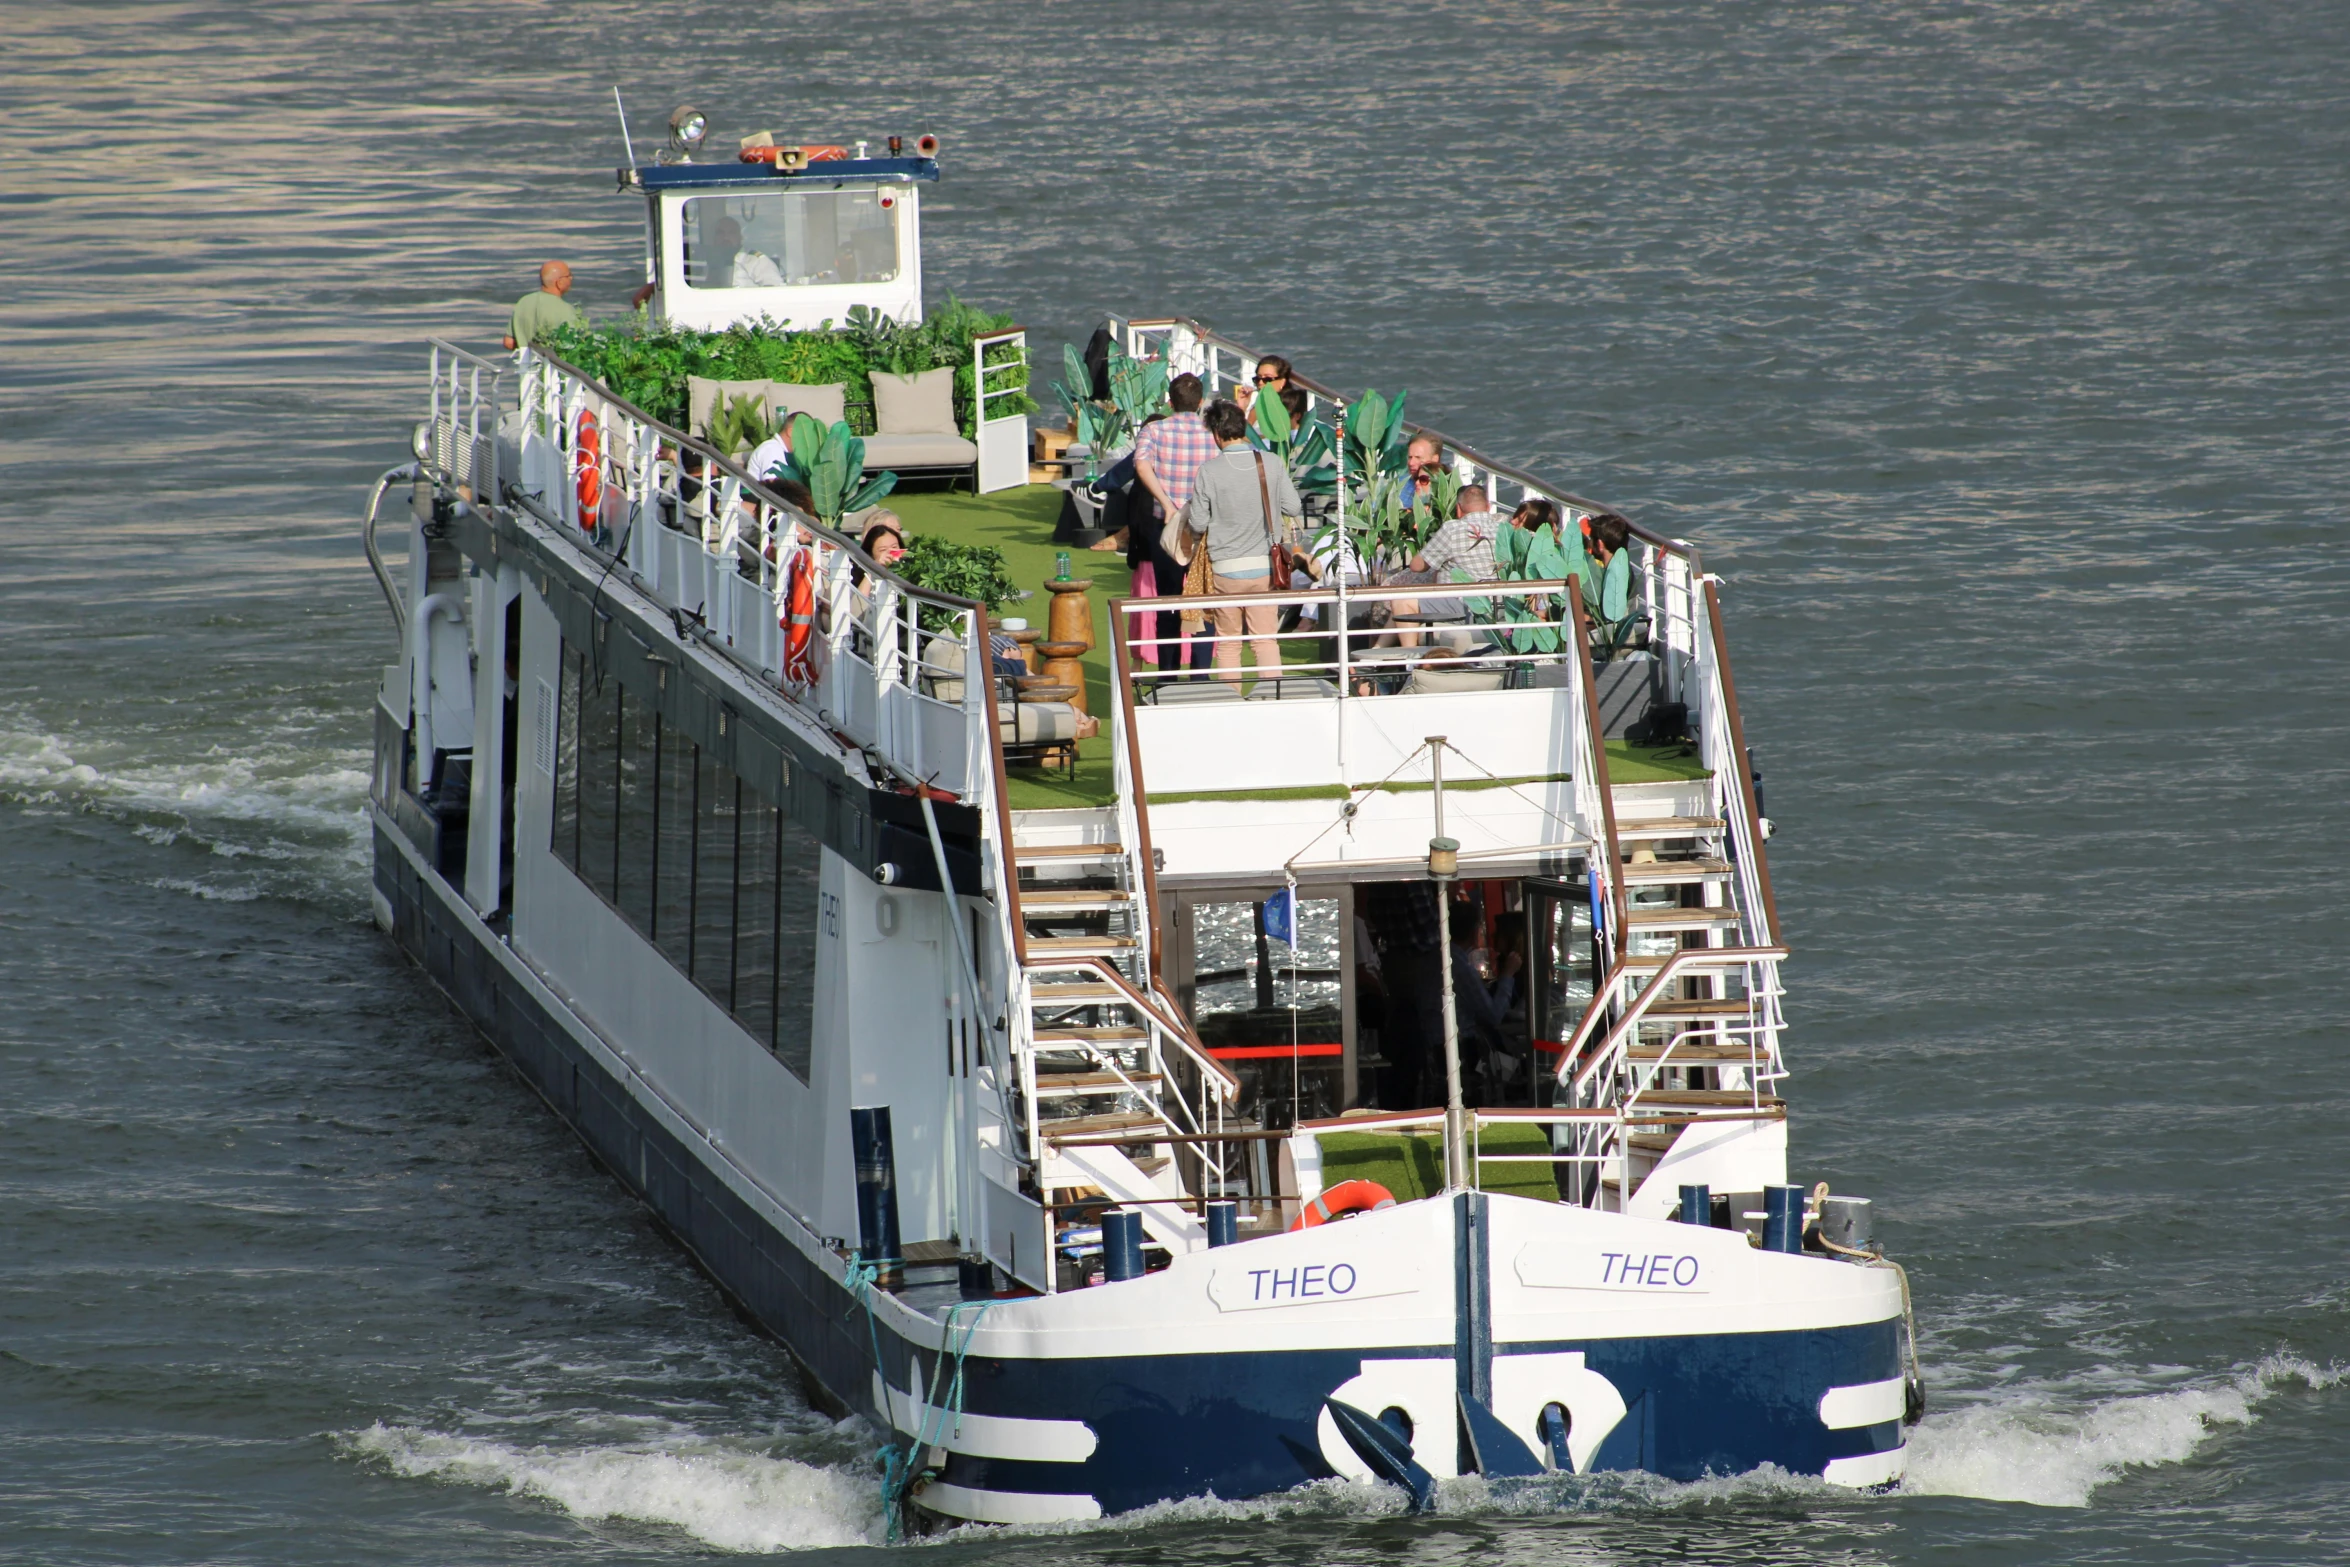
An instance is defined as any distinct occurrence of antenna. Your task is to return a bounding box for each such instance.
[613,86,638,171]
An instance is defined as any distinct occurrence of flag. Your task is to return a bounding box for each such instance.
[1261,886,1297,948]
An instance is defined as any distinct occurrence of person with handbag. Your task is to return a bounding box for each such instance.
[1181,400,1305,690]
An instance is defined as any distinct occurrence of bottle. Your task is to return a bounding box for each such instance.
[1055,550,1071,581]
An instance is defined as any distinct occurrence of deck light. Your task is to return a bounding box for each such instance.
[668,105,709,159]
[915,133,939,157]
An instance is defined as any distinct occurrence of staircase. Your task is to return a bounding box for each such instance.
[1561,804,1790,1207]
[998,811,1238,1252]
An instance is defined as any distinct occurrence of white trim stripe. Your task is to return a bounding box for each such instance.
[1818,1376,1908,1430]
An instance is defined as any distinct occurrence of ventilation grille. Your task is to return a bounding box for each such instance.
[534,677,557,776]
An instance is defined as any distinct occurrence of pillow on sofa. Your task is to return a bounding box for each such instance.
[766,380,847,427]
[872,366,957,436]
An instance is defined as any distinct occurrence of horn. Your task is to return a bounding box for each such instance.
[914,133,938,158]
[777,145,808,172]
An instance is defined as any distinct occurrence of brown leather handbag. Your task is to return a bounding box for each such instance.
[1257,453,1293,590]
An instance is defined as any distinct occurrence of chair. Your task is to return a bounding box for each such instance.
[922,634,1080,770]
[862,367,980,480]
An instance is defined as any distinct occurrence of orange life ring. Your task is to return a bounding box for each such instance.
[781,551,818,685]
[573,409,602,524]
[1289,1178,1397,1231]
[738,143,850,165]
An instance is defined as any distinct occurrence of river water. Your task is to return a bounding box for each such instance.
[4,2,2344,1562]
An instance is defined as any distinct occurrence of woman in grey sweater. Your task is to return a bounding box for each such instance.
[1185,400,1303,688]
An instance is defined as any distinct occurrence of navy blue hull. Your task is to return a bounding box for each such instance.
[377,820,1904,1515]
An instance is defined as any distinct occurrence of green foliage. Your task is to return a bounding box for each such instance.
[1318,388,1422,570]
[1470,520,1575,654]
[1249,393,1339,499]
[1410,467,1464,541]
[538,294,1035,443]
[1052,344,1168,462]
[769,414,897,528]
[896,535,1020,611]
[707,393,774,458]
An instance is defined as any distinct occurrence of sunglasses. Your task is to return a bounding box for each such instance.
[1253,372,1279,384]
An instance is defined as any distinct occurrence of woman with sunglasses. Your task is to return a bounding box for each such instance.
[1233,354,1295,414]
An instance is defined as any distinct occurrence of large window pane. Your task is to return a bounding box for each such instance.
[773,812,822,1080]
[552,648,582,871]
[681,190,901,290]
[732,804,780,1049]
[573,661,619,899]
[613,693,659,931]
[653,722,698,973]
[693,756,740,1007]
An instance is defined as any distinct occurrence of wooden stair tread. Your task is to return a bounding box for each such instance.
[1028,982,1133,1004]
[1015,842,1125,861]
[1627,1043,1758,1061]
[1626,906,1743,925]
[1620,859,1732,881]
[1040,1110,1167,1140]
[1025,935,1139,954]
[1631,1089,1786,1107]
[1033,1027,1151,1045]
[1615,817,1725,837]
[1020,888,1134,909]
[1035,1071,1164,1094]
[1640,998,1755,1018]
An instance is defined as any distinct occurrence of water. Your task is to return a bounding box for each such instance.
[4,1,2344,1560]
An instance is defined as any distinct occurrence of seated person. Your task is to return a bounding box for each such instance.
[702,216,784,288]
[1385,487,1506,649]
[1577,510,1636,645]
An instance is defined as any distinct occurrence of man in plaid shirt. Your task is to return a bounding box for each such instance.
[1390,486,1506,647]
[1133,373,1214,525]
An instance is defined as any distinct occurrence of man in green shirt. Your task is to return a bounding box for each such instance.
[503,261,583,350]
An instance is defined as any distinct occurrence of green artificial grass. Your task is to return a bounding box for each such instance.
[890,484,1134,806]
[1315,1125,1562,1204]
[1603,740,1713,784]
[1147,773,1572,807]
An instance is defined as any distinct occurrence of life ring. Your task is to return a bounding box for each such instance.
[780,551,818,686]
[738,143,850,165]
[573,409,602,524]
[1290,1178,1397,1231]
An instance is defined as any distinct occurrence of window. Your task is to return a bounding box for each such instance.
[553,645,820,1078]
[679,189,901,290]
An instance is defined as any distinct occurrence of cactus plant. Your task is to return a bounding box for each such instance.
[768,412,898,528]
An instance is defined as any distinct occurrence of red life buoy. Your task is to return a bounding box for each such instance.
[781,551,818,686]
[1289,1178,1397,1231]
[738,143,850,165]
[573,409,602,525]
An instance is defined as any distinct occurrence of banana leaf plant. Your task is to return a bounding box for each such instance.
[1409,467,1464,542]
[1052,343,1168,463]
[1465,519,1575,653]
[767,412,897,528]
[1249,391,1339,498]
[1313,388,1418,573]
[708,392,775,460]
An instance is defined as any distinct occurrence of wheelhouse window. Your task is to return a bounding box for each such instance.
[679,189,901,290]
[552,643,820,1079]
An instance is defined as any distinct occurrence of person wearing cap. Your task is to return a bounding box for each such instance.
[503,261,584,350]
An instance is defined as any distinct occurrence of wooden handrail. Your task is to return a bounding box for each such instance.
[1702,579,1781,944]
[1566,587,1630,960]
[1107,603,1169,987]
[1026,954,1240,1096]
[974,606,1029,966]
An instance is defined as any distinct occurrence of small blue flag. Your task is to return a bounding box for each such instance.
[1262,887,1297,948]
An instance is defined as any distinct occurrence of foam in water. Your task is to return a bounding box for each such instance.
[1900,1352,2344,1507]
[342,1424,883,1552]
[0,709,370,906]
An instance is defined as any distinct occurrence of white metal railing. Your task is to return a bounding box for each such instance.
[972,327,1031,494]
[505,348,993,801]
[425,339,507,500]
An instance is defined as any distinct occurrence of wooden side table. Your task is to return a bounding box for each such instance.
[1034,641,1090,715]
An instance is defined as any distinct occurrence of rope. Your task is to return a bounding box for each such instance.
[1433,735,1586,847]
[850,1253,998,1545]
[1278,740,1432,874]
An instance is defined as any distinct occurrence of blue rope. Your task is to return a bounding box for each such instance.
[849,1254,997,1545]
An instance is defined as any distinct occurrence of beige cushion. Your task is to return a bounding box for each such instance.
[1400,666,1508,695]
[1011,702,1080,744]
[863,432,978,469]
[769,381,847,426]
[687,376,849,437]
[872,366,958,435]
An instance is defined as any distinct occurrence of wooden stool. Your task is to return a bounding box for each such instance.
[1043,577,1095,651]
[1034,641,1090,715]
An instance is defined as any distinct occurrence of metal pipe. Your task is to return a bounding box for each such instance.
[1429,737,1468,1191]
[362,463,419,639]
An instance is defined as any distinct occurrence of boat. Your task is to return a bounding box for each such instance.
[362,109,1922,1529]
